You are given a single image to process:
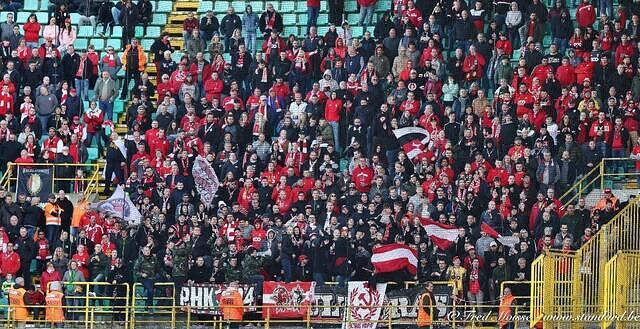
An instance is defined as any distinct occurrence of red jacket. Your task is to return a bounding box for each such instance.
[83,111,104,133]
[352,165,374,193]
[189,62,213,82]
[574,61,594,83]
[307,0,321,7]
[462,53,485,81]
[555,64,576,87]
[23,22,41,43]
[40,270,62,292]
[183,17,199,33]
[576,3,596,27]
[615,42,635,65]
[357,0,377,6]
[325,99,343,122]
[204,78,224,102]
[590,119,612,141]
[531,64,553,82]
[0,251,20,276]
[495,39,513,55]
[405,7,423,28]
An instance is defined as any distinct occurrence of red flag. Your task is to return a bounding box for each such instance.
[371,243,418,275]
[481,222,500,238]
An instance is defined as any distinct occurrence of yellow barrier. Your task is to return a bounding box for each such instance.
[131,282,176,329]
[0,162,104,199]
[603,251,640,329]
[558,157,636,206]
[530,198,640,328]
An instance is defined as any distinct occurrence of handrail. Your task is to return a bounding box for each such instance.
[558,160,602,206]
[558,157,638,208]
[0,162,102,199]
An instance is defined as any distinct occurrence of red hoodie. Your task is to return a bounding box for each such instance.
[574,61,594,83]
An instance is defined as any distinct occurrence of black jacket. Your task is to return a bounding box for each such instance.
[61,52,80,84]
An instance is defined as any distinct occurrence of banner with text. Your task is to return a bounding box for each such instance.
[179,283,256,314]
[263,281,315,319]
[17,167,53,200]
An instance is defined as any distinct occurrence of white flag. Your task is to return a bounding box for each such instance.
[192,155,220,206]
[344,281,387,329]
[94,185,142,225]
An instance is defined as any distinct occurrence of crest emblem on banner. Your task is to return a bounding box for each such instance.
[26,173,43,196]
[349,286,381,322]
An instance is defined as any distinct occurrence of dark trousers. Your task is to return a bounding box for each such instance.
[104,163,124,194]
[120,69,140,99]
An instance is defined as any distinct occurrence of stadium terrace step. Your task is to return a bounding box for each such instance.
[175,1,200,11]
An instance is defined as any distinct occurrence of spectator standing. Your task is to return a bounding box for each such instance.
[200,11,220,43]
[35,86,58,130]
[120,38,147,100]
[259,3,283,38]
[134,246,158,313]
[221,7,242,54]
[243,5,259,55]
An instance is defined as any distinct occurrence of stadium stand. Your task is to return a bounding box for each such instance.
[0,0,638,327]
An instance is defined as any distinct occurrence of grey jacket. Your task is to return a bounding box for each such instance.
[536,159,561,186]
[99,55,122,80]
[94,78,118,102]
[35,94,59,116]
[0,21,15,41]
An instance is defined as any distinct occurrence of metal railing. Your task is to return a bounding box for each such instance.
[558,157,637,207]
[0,162,103,199]
[603,251,640,329]
[530,197,640,329]
[0,301,532,329]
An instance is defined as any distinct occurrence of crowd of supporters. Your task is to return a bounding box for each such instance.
[0,0,634,317]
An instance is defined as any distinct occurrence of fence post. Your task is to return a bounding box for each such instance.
[85,283,90,329]
[387,303,392,329]
[265,306,270,329]
[186,307,191,329]
[306,303,311,329]
[599,162,604,191]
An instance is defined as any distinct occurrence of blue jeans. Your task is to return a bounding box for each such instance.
[358,6,374,28]
[39,113,50,132]
[46,225,60,248]
[597,141,608,158]
[307,6,319,30]
[142,277,156,307]
[611,148,626,172]
[75,78,89,101]
[313,273,325,286]
[336,275,347,287]
[599,0,613,17]
[281,256,293,282]
[553,38,568,55]
[99,100,113,121]
[246,31,257,54]
[328,121,340,151]
[111,7,121,25]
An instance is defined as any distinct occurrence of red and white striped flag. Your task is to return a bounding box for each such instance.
[371,243,418,275]
[420,217,518,249]
[420,217,460,250]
